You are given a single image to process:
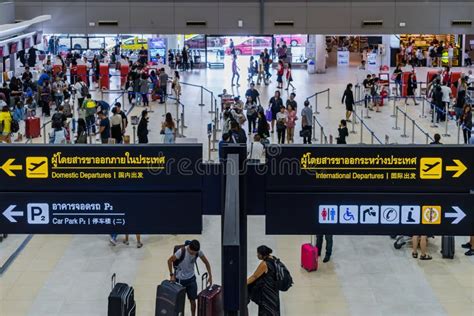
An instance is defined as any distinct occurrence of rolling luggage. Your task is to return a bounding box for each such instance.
[108,273,136,316]
[198,273,224,316]
[155,280,186,316]
[441,236,455,259]
[25,117,41,138]
[301,236,318,272]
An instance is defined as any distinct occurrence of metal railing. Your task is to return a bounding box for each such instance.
[352,107,383,145]
[306,88,331,114]
[391,102,434,144]
[311,115,329,144]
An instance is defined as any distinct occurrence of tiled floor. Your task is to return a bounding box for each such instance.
[1,63,473,315]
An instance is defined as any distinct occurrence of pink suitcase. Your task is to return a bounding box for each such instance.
[301,237,318,272]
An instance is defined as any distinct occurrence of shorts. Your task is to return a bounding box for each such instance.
[177,276,198,300]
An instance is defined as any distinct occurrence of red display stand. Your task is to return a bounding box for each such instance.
[450,71,461,97]
[77,64,88,83]
[401,72,412,97]
[120,64,129,88]
[426,70,439,85]
[99,63,109,90]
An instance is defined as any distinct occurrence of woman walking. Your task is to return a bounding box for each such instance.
[285,63,295,91]
[231,55,240,87]
[286,103,297,143]
[162,112,176,144]
[405,73,419,106]
[276,60,284,89]
[247,246,280,316]
[341,83,355,122]
[276,106,288,144]
[110,107,123,144]
[137,110,149,144]
[392,64,403,96]
[460,104,472,144]
[172,71,181,103]
[269,91,283,133]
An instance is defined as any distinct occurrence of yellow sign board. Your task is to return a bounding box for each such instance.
[419,158,442,179]
[422,206,441,225]
[26,157,49,178]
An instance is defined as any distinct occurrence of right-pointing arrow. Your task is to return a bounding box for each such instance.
[2,205,24,223]
[446,159,467,178]
[445,206,466,225]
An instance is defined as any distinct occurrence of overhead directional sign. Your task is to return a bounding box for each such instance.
[0,192,202,234]
[265,145,473,192]
[0,145,203,192]
[265,193,474,235]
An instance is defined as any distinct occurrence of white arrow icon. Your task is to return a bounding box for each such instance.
[445,206,466,225]
[2,205,24,223]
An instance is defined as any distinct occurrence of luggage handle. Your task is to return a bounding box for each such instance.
[111,273,116,290]
[201,272,209,291]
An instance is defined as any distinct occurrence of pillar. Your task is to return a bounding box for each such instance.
[308,35,327,74]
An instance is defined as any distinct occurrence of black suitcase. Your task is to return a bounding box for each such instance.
[108,273,136,316]
[441,236,455,259]
[155,280,186,316]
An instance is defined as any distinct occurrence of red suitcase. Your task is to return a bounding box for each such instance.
[25,117,41,138]
[301,236,318,272]
[198,273,224,316]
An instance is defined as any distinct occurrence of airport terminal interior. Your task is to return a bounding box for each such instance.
[0,1,473,315]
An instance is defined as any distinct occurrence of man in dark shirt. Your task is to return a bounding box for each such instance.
[21,67,33,82]
[159,68,169,104]
[97,111,110,144]
[114,102,128,135]
[245,83,260,104]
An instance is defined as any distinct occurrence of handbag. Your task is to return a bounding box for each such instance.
[265,109,272,122]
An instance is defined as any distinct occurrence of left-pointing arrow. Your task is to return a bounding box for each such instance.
[2,205,24,223]
[1,159,23,177]
[445,206,467,225]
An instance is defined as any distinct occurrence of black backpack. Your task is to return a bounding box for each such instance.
[271,257,293,292]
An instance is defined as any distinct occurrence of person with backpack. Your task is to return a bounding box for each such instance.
[110,107,123,144]
[75,118,88,144]
[167,240,213,316]
[247,245,281,315]
[245,95,258,135]
[82,94,97,135]
[52,76,66,110]
[74,77,88,109]
[49,120,68,144]
[52,105,67,128]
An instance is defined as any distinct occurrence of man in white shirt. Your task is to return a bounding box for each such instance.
[440,83,452,112]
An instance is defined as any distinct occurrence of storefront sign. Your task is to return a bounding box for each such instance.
[266,193,473,235]
[265,145,472,192]
[0,145,203,192]
[0,192,202,234]
[337,50,350,66]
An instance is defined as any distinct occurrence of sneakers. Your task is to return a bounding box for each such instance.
[465,249,474,256]
[123,240,130,246]
[461,242,472,249]
[137,242,143,249]
[109,238,117,246]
